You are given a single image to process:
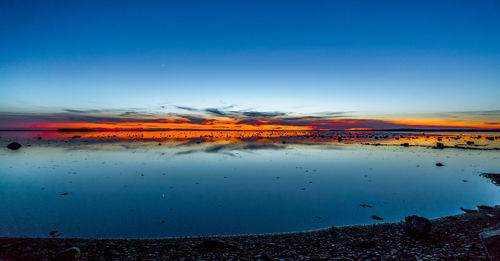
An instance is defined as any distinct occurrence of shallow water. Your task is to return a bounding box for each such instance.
[1,131,499,238]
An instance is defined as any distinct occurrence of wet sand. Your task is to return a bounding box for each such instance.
[1,206,498,260]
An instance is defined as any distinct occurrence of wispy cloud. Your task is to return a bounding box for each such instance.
[0,107,499,130]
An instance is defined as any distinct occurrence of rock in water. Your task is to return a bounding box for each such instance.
[54,247,81,261]
[7,142,21,150]
[480,225,500,261]
[404,215,431,235]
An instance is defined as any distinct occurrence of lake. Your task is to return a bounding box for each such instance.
[1,131,499,238]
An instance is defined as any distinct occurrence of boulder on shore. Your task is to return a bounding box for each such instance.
[404,215,432,235]
[54,247,81,261]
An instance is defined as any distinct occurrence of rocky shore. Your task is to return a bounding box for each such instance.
[1,206,499,261]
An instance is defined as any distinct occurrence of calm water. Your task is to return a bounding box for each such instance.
[1,131,499,238]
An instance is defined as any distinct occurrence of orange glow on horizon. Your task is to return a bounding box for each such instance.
[11,115,499,131]
[28,121,318,131]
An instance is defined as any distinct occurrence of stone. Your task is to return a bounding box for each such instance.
[404,215,431,235]
[17,253,38,261]
[54,247,81,261]
[105,248,120,257]
[200,239,225,250]
[435,142,444,149]
[480,225,500,261]
[481,173,500,186]
[7,142,21,150]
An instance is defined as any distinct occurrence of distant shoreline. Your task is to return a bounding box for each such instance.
[0,128,500,132]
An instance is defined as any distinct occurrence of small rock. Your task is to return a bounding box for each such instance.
[481,173,500,186]
[261,253,272,261]
[477,205,494,211]
[54,247,81,261]
[104,248,120,257]
[435,142,444,149]
[49,230,61,237]
[200,239,225,250]
[435,162,444,167]
[17,253,38,261]
[329,226,339,235]
[460,207,477,213]
[7,142,22,150]
[371,215,383,220]
[404,215,432,235]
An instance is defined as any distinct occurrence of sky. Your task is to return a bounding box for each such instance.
[1,0,500,130]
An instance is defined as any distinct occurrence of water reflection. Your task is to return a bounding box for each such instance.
[0,131,499,238]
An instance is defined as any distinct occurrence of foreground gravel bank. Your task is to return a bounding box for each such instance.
[1,206,499,261]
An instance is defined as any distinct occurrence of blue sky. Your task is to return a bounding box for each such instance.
[1,0,500,125]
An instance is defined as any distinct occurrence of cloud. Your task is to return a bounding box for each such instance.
[240,111,286,118]
[1,107,499,130]
[175,106,199,112]
[205,108,227,116]
[63,109,104,113]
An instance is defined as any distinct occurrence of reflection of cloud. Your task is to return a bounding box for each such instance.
[175,142,286,156]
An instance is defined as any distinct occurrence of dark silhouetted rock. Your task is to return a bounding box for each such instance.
[480,225,500,261]
[401,143,409,147]
[460,207,477,213]
[261,253,273,261]
[466,141,474,145]
[478,205,494,211]
[337,137,342,142]
[49,230,61,238]
[350,239,376,248]
[104,248,120,257]
[55,247,81,261]
[201,239,225,250]
[7,142,21,150]
[17,252,38,261]
[435,142,444,149]
[435,162,444,167]
[481,173,500,186]
[329,226,339,235]
[370,215,383,221]
[404,215,431,235]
